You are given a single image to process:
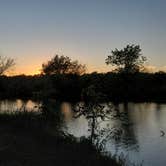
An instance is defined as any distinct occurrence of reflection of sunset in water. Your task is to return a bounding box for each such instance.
[0,99,40,112]
[61,103,73,121]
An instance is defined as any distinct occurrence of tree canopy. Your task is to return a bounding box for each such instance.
[0,56,15,75]
[42,55,86,75]
[105,44,147,73]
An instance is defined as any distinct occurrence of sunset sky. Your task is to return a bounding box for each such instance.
[0,0,166,75]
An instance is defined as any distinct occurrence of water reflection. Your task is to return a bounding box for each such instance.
[116,103,139,151]
[1,100,166,165]
[61,102,73,121]
[62,102,166,166]
[0,99,40,112]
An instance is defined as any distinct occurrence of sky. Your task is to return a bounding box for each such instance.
[0,0,166,75]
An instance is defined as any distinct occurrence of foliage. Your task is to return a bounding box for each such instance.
[42,55,86,75]
[0,55,15,75]
[105,44,147,73]
[73,86,123,148]
[0,109,121,166]
[1,72,166,102]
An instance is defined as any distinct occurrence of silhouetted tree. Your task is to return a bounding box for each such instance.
[73,86,123,148]
[0,56,15,75]
[42,55,86,75]
[74,85,109,143]
[106,44,147,73]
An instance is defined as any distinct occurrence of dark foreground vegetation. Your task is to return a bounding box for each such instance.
[0,111,121,166]
[1,71,166,102]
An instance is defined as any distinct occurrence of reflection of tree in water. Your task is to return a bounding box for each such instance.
[73,86,139,152]
[39,100,65,134]
[111,103,139,151]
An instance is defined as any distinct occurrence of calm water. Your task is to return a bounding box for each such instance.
[1,99,166,166]
[0,99,40,112]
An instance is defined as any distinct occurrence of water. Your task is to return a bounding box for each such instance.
[0,99,40,112]
[0,100,166,166]
[61,102,166,166]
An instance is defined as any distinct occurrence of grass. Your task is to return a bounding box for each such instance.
[0,111,121,166]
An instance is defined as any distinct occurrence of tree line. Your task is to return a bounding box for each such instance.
[0,44,146,76]
[1,44,166,102]
[0,72,166,102]
[42,44,147,75]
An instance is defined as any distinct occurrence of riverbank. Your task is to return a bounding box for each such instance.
[0,112,121,166]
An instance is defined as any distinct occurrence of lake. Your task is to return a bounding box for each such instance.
[0,99,166,166]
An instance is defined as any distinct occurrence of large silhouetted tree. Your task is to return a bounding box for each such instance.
[0,56,15,75]
[105,44,147,73]
[42,55,86,75]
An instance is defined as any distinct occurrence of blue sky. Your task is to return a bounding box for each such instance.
[0,0,166,74]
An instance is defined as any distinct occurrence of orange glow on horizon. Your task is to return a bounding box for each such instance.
[8,65,41,76]
[6,64,166,76]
